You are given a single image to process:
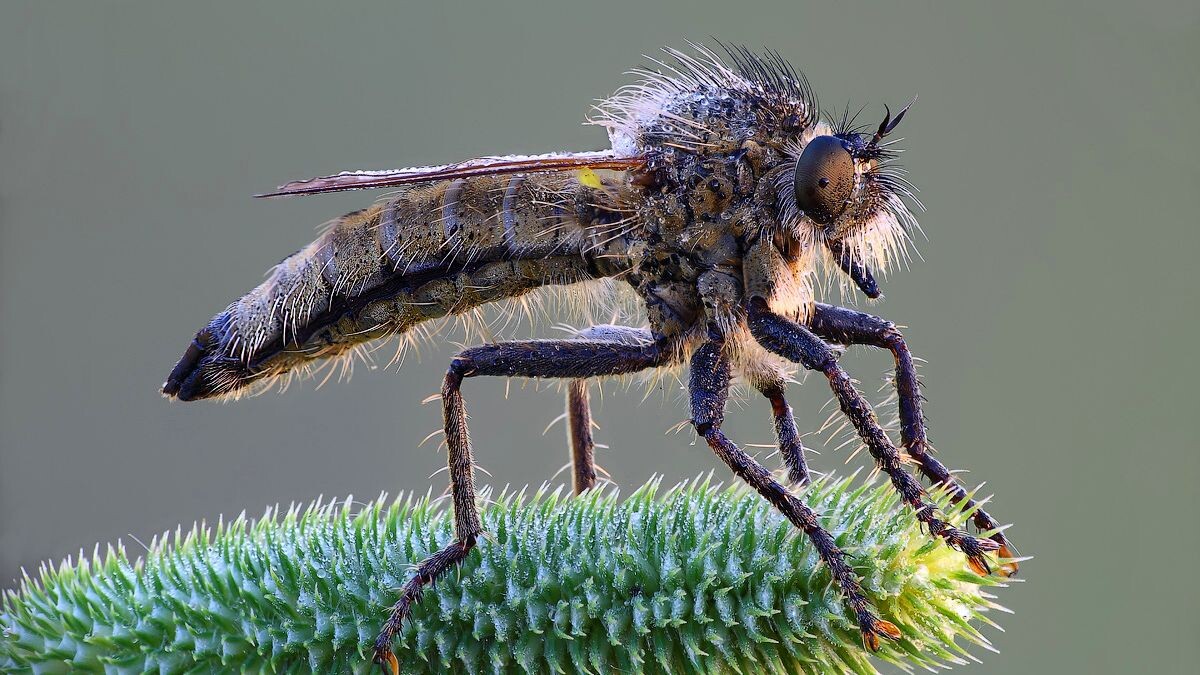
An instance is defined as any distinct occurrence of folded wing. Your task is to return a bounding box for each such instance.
[255,150,646,198]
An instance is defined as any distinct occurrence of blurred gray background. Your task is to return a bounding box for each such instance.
[2,2,1197,673]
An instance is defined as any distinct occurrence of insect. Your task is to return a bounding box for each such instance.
[163,43,1016,669]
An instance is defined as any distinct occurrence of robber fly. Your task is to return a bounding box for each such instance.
[163,43,1016,668]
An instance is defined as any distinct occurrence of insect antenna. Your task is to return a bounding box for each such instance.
[867,95,918,151]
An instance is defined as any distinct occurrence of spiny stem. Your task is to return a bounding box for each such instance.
[1,475,1011,674]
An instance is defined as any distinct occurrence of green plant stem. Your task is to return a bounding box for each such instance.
[1,476,1009,674]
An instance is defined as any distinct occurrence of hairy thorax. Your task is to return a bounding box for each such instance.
[621,86,814,348]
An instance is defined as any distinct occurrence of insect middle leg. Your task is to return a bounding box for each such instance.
[809,302,1016,573]
[568,380,813,493]
[746,298,1003,576]
[689,327,900,650]
[373,333,673,669]
[566,349,812,493]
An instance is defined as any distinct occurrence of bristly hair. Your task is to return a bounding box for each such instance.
[832,102,867,136]
[830,97,918,164]
[200,278,644,403]
[591,42,821,153]
[713,40,819,125]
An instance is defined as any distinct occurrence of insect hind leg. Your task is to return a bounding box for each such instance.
[373,332,672,669]
[809,302,1016,574]
[688,329,900,651]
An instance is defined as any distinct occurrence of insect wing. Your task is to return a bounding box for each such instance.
[255,150,646,198]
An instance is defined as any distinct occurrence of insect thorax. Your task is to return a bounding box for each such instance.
[615,83,817,343]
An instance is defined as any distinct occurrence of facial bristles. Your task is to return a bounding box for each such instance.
[775,148,921,297]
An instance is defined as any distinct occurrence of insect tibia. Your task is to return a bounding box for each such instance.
[164,171,637,402]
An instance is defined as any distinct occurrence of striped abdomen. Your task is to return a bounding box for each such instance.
[163,172,633,401]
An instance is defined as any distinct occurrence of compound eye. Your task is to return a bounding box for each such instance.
[793,135,855,225]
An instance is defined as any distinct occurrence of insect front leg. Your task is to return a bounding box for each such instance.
[745,298,1003,577]
[373,334,672,670]
[809,302,1016,574]
[689,326,900,650]
[562,325,657,495]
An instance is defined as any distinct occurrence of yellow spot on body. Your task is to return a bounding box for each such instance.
[577,167,603,189]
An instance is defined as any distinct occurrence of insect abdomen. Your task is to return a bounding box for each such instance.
[163,173,627,401]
